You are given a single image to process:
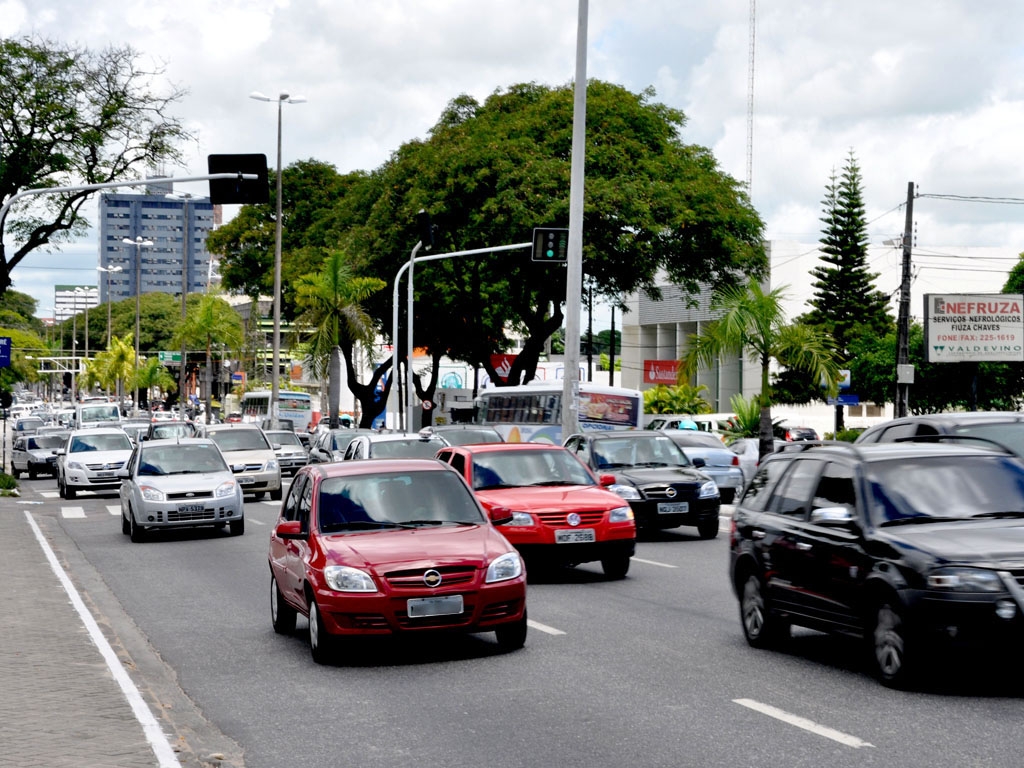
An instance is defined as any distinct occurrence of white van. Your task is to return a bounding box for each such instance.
[645,413,735,436]
[73,402,122,429]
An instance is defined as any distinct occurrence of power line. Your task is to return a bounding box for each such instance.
[918,193,1024,205]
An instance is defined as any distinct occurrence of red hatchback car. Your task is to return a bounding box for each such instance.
[435,443,637,579]
[268,459,528,663]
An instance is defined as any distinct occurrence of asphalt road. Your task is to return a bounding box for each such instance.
[20,475,1024,768]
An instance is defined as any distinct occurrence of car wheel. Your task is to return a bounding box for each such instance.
[740,571,789,648]
[308,598,335,665]
[271,574,297,635]
[28,468,36,480]
[495,611,528,651]
[697,519,719,539]
[11,465,20,479]
[121,512,130,536]
[270,486,283,501]
[871,600,914,688]
[64,481,76,500]
[720,488,735,504]
[129,508,146,543]
[601,553,631,580]
[254,491,266,501]
[229,517,245,536]
[57,475,65,499]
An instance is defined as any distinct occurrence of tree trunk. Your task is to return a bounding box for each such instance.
[758,355,774,459]
[328,345,342,429]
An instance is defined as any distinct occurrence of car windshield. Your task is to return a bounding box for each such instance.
[435,429,503,445]
[70,433,132,452]
[590,435,690,470]
[950,423,1024,457]
[28,435,63,450]
[137,445,228,476]
[151,423,195,439]
[330,432,358,451]
[370,438,444,458]
[268,431,302,446]
[868,455,1024,526]
[208,429,269,452]
[317,470,485,531]
[472,448,596,490]
[80,406,120,422]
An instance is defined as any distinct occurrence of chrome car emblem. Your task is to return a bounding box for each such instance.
[665,486,677,498]
[567,512,582,527]
[423,569,443,587]
[186,492,195,498]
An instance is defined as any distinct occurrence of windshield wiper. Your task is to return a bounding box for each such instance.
[475,482,518,491]
[528,480,581,487]
[405,519,477,527]
[879,516,946,527]
[972,511,1024,519]
[322,520,412,532]
[633,462,671,468]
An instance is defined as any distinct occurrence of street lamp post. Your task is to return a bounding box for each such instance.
[70,290,79,404]
[97,265,123,348]
[250,90,306,423]
[123,235,153,415]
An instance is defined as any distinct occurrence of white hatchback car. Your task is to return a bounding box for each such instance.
[57,428,134,499]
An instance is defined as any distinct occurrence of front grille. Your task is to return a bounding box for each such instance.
[640,483,698,501]
[534,510,606,526]
[85,461,125,471]
[167,508,217,522]
[385,566,476,589]
[235,463,264,472]
[167,490,214,501]
[395,610,470,629]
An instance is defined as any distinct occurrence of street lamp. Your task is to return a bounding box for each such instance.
[70,289,79,404]
[250,90,306,422]
[123,235,153,415]
[74,286,92,364]
[97,265,123,348]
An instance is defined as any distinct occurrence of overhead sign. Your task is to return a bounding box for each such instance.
[924,294,1024,363]
[158,351,182,364]
[0,337,10,368]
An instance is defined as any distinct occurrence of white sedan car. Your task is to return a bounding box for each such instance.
[57,428,134,499]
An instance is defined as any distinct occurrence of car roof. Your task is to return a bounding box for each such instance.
[206,422,261,431]
[766,440,1016,463]
[304,458,448,478]
[884,411,1024,424]
[448,442,566,453]
[68,427,131,436]
[140,437,217,448]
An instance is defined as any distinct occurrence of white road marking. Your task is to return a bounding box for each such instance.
[631,557,678,569]
[61,506,86,519]
[733,698,874,748]
[107,505,121,516]
[527,619,566,636]
[39,490,60,499]
[247,517,266,525]
[24,511,182,767]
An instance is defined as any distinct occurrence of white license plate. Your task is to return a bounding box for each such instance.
[658,501,689,514]
[95,471,116,478]
[237,476,255,485]
[554,528,596,544]
[177,504,205,514]
[407,595,464,618]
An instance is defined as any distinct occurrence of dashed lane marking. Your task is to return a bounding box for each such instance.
[39,490,60,499]
[733,698,874,748]
[631,557,678,569]
[527,619,566,636]
[107,505,120,516]
[61,507,86,519]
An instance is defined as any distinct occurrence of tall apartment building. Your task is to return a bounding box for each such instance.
[97,187,218,304]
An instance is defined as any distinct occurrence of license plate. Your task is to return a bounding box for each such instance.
[237,476,255,485]
[95,471,116,478]
[177,504,205,514]
[658,501,689,515]
[407,595,464,618]
[554,528,596,544]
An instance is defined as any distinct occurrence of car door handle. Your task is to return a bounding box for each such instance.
[752,530,766,539]
[796,542,812,551]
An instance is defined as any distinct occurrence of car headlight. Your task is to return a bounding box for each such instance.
[609,506,634,523]
[698,480,720,499]
[486,552,524,583]
[608,482,642,500]
[139,485,166,502]
[507,511,534,526]
[215,480,238,498]
[323,565,376,592]
[67,461,86,471]
[265,459,279,471]
[928,567,1004,592]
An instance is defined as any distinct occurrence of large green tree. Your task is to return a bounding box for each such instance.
[681,278,841,457]
[173,295,244,423]
[0,36,188,295]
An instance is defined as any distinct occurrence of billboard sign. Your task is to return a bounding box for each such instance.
[643,359,679,385]
[924,294,1024,363]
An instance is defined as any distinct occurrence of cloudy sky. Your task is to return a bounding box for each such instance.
[4,0,1024,320]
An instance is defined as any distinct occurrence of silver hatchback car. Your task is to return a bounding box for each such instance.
[118,438,245,542]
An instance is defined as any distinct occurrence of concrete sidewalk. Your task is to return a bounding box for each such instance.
[0,503,180,767]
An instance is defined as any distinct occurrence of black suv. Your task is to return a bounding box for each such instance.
[730,440,1024,687]
[564,431,720,538]
[855,411,1024,456]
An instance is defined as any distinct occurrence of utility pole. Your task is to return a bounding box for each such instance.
[895,182,915,417]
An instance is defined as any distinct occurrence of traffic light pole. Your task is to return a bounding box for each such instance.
[389,241,530,431]
[894,182,915,418]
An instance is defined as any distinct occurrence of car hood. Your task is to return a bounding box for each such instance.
[601,466,711,486]
[674,448,738,468]
[321,525,512,570]
[135,472,236,493]
[27,449,59,460]
[475,484,626,511]
[879,520,1024,567]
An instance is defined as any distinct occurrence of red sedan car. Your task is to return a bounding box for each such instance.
[268,459,528,663]
[435,443,637,579]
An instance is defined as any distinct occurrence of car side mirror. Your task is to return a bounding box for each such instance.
[487,505,514,526]
[598,473,617,487]
[810,506,855,526]
[275,519,307,540]
[691,457,706,468]
[116,469,130,479]
[56,449,65,456]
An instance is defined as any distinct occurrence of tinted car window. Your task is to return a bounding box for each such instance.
[70,433,132,452]
[739,460,788,510]
[767,458,824,518]
[811,461,856,514]
[952,423,1024,456]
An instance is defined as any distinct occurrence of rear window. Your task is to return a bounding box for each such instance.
[952,423,1024,457]
[70,433,132,452]
[208,428,270,452]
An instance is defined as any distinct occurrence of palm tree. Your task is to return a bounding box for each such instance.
[681,278,840,458]
[292,250,385,426]
[173,295,244,424]
[89,335,136,409]
[134,357,177,410]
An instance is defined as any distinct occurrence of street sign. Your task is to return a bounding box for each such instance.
[0,337,10,368]
[828,394,860,406]
[158,351,182,365]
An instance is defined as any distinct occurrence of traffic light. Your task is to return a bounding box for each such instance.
[532,228,569,262]
[416,210,435,251]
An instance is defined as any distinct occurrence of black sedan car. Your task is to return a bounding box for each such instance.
[564,431,720,538]
[731,440,1024,687]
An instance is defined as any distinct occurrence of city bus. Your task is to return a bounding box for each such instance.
[474,383,643,443]
[240,390,315,432]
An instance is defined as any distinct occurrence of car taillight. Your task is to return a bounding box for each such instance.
[731,455,739,466]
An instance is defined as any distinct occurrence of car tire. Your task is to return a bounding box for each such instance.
[121,512,130,536]
[870,599,914,688]
[129,508,146,543]
[28,468,36,480]
[64,481,76,500]
[10,464,20,479]
[308,598,335,665]
[495,611,528,651]
[57,475,65,499]
[697,519,719,539]
[271,574,297,635]
[254,491,266,501]
[229,517,245,536]
[270,486,283,502]
[720,488,735,504]
[739,571,789,648]
[601,553,631,580]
